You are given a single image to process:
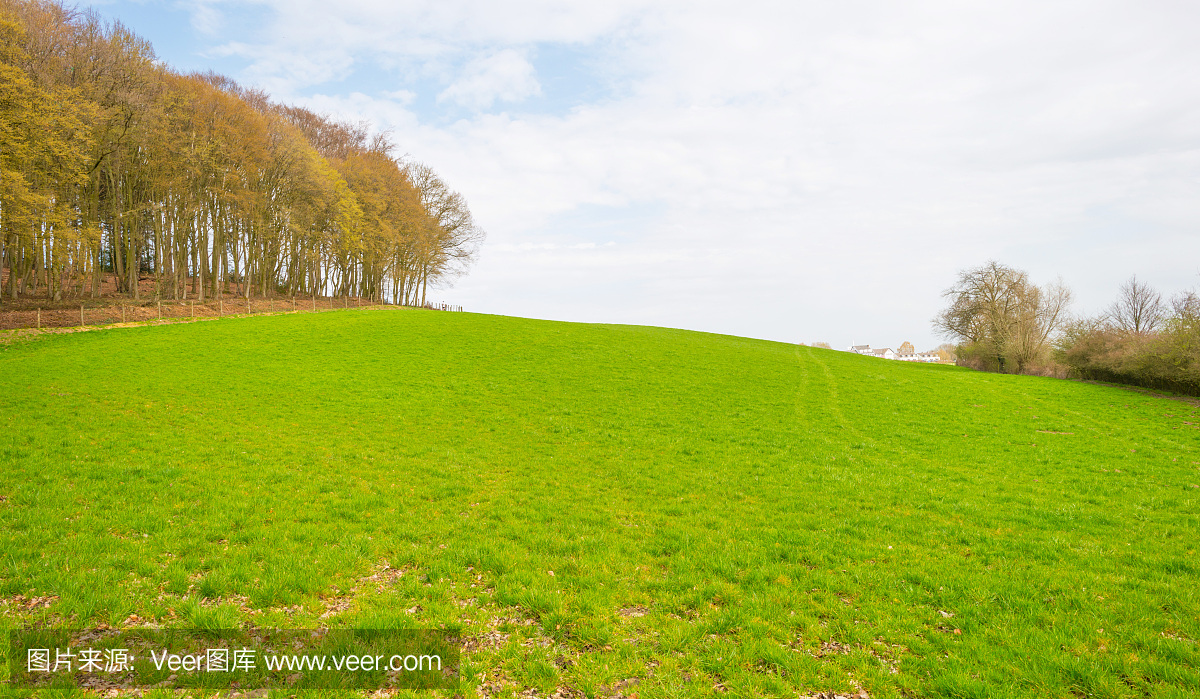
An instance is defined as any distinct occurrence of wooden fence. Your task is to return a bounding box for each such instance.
[0,295,465,331]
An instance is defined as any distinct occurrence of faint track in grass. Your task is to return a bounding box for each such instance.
[796,344,868,444]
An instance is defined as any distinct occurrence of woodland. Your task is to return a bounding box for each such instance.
[0,0,483,309]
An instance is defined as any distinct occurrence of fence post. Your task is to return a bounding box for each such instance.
[248,295,251,315]
[293,297,296,312]
[219,297,223,316]
[121,304,126,323]
[190,300,194,318]
[157,301,161,319]
[312,294,316,312]
[37,307,40,329]
[80,304,84,327]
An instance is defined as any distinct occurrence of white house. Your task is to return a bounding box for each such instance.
[895,341,942,363]
[849,342,941,362]
[848,345,895,359]
[895,351,941,362]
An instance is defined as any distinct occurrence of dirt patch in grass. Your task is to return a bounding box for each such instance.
[0,594,59,612]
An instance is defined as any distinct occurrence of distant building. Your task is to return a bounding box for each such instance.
[895,340,938,362]
[896,351,941,362]
[849,342,942,363]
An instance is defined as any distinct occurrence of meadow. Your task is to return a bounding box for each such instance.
[1,309,1198,698]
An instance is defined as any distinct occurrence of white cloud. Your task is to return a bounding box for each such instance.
[182,0,223,35]
[207,41,355,93]
[437,50,542,110]
[179,0,653,94]
[381,89,417,105]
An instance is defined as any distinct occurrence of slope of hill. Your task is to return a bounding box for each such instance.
[1,310,1197,698]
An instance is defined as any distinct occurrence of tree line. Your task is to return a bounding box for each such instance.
[0,0,482,308]
[934,261,1200,395]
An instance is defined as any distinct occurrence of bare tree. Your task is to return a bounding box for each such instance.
[1008,278,1072,371]
[1107,275,1163,334]
[1170,290,1200,328]
[934,261,1027,369]
[405,162,485,304]
[934,261,1072,372]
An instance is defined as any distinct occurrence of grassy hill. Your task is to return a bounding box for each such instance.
[1,309,1198,698]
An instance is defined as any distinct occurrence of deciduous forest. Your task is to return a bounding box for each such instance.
[0,0,482,309]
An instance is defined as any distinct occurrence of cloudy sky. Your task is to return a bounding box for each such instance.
[95,0,1200,349]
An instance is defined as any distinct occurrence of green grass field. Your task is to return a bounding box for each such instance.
[2,309,1198,698]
